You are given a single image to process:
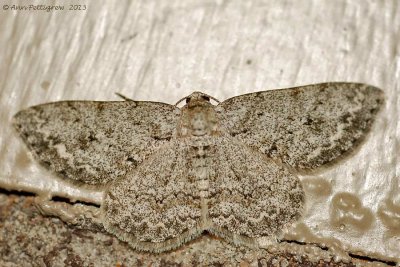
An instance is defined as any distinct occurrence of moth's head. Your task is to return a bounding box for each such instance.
[176,92,221,137]
[185,91,210,106]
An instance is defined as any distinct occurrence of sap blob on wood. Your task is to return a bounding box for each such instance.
[11,83,383,252]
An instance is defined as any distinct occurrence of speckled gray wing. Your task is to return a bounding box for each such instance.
[102,141,202,252]
[13,101,179,185]
[217,83,384,173]
[208,137,304,244]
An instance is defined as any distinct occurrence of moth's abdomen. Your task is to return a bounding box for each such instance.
[187,144,215,196]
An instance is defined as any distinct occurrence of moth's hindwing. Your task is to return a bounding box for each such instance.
[102,136,304,252]
[208,137,304,244]
[103,141,203,252]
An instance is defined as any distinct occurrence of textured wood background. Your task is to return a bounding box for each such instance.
[0,0,399,265]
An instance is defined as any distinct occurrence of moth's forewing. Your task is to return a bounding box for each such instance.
[218,83,384,173]
[12,101,180,185]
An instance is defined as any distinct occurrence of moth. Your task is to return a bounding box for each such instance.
[12,83,384,252]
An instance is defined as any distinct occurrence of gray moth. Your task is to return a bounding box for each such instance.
[12,82,384,252]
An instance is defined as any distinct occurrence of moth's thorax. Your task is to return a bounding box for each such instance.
[177,93,220,138]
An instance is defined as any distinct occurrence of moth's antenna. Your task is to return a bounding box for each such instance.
[115,93,134,101]
[175,92,220,107]
[205,94,221,104]
[175,96,188,107]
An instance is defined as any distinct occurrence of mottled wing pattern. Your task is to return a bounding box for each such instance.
[217,83,384,173]
[208,137,304,244]
[13,101,180,185]
[103,141,202,252]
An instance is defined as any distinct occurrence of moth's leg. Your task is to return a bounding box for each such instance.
[115,92,134,101]
[34,195,103,229]
[257,236,279,248]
